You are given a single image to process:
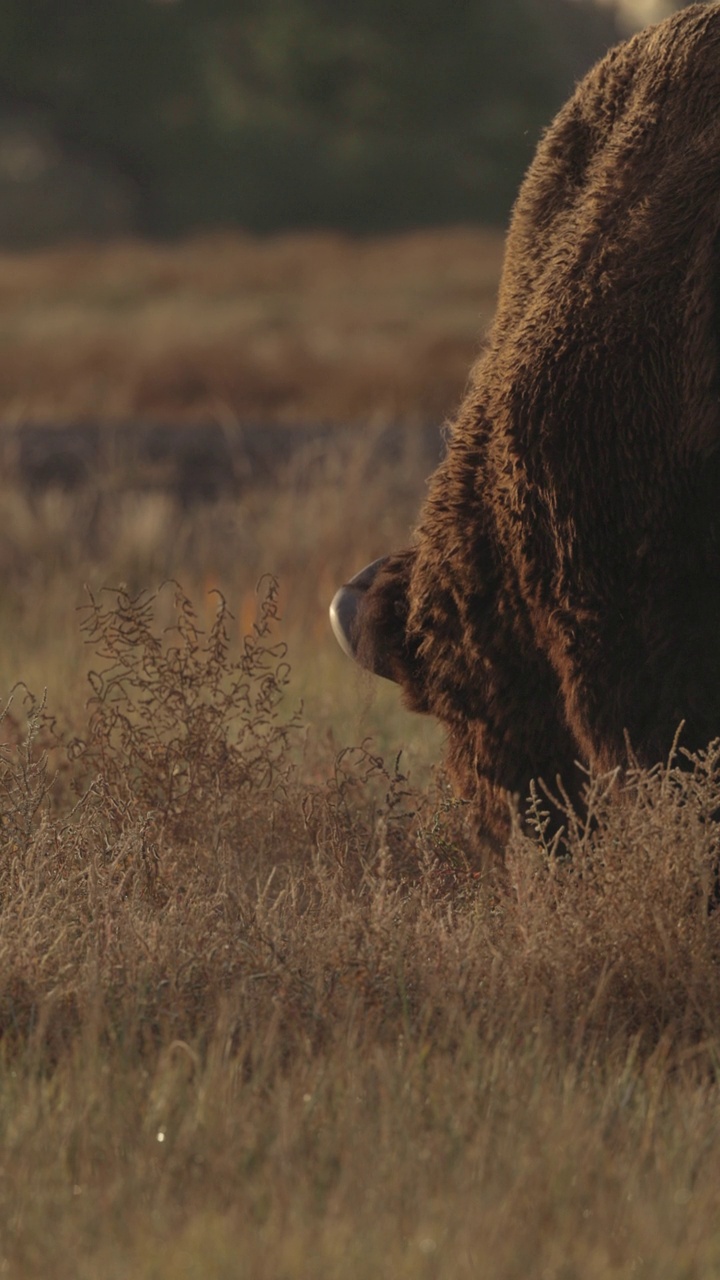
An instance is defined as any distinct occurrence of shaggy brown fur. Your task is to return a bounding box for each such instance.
[354,3,720,846]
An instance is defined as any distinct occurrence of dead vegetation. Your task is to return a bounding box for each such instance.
[0,228,502,425]
[1,230,719,1276]
[0,580,720,1277]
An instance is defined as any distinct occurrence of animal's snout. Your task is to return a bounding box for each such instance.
[329,557,389,669]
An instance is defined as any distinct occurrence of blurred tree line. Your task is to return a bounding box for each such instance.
[0,0,632,242]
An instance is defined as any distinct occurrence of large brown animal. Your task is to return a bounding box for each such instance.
[330,4,720,847]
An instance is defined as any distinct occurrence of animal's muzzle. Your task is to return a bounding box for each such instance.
[329,557,392,676]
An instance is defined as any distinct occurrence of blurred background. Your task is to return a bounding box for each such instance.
[0,0,672,245]
[0,0,688,755]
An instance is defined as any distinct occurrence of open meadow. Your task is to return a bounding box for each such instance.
[1,230,720,1278]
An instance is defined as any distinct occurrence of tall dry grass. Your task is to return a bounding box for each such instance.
[0,413,447,770]
[0,228,502,424]
[1,230,719,1276]
[1,581,720,1277]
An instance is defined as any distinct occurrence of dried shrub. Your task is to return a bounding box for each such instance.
[495,746,720,1042]
[79,576,301,845]
[0,688,58,856]
[1,577,720,1074]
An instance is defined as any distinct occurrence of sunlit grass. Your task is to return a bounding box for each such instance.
[0,228,503,424]
[0,577,720,1277]
[0,229,718,1278]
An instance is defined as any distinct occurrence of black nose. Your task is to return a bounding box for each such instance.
[329,557,389,667]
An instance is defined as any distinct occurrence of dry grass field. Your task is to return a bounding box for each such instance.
[1,231,720,1278]
[0,228,502,425]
